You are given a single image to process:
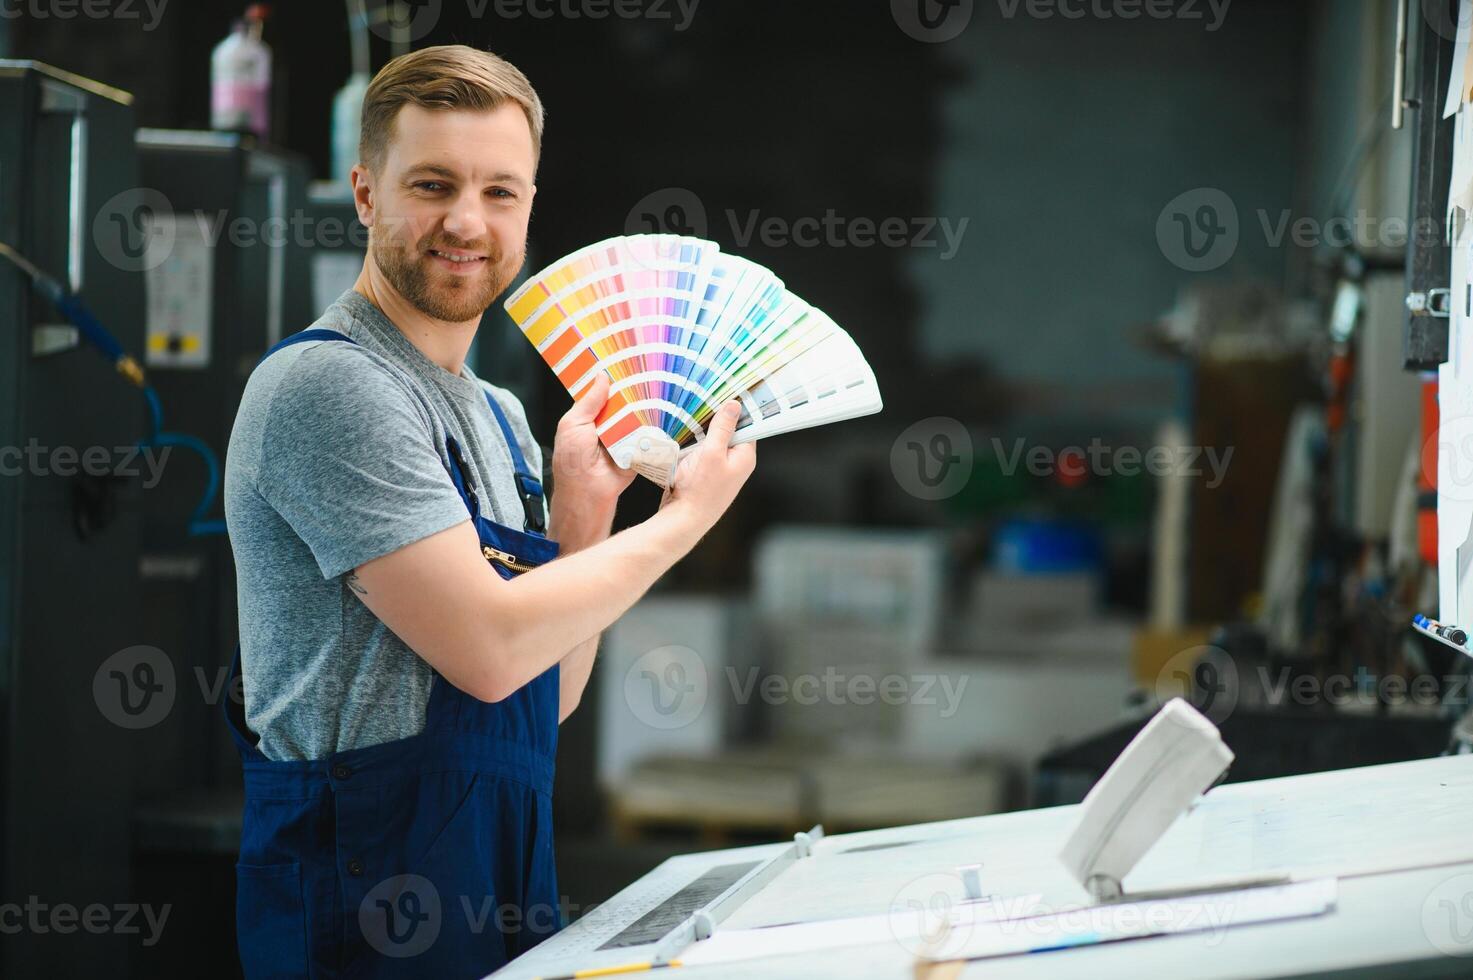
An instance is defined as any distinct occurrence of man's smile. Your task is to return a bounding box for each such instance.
[426,247,489,274]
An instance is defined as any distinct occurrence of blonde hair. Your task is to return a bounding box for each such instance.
[360,45,545,171]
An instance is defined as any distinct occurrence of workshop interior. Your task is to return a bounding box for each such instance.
[7,0,1473,977]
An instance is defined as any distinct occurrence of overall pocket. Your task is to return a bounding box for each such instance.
[235,861,310,979]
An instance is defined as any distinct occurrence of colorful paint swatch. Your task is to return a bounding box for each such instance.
[504,234,883,485]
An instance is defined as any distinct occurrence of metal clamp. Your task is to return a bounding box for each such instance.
[31,323,80,357]
[959,863,989,903]
[1407,288,1451,318]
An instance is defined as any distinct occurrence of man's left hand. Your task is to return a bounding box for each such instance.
[549,375,636,536]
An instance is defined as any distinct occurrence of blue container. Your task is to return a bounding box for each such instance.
[992,518,1102,575]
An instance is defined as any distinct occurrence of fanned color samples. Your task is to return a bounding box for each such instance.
[504,234,883,485]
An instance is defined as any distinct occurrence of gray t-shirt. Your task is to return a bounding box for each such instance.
[225,289,547,762]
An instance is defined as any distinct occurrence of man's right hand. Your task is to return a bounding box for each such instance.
[659,400,756,534]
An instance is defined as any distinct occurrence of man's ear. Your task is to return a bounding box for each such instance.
[350,164,375,228]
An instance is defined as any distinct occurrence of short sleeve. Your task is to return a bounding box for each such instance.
[257,347,472,580]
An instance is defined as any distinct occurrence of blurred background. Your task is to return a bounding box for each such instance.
[1,0,1467,975]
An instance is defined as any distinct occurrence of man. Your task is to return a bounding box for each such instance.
[223,45,753,978]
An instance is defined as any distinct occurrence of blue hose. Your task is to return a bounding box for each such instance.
[0,241,227,537]
[139,385,228,537]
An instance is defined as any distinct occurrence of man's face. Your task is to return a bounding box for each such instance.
[356,103,537,323]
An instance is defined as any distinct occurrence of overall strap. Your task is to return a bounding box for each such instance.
[256,327,356,366]
[481,388,548,537]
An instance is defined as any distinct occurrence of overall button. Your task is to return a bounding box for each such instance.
[332,763,352,780]
[347,859,364,877]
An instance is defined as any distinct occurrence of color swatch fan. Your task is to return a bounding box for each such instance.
[504,235,883,486]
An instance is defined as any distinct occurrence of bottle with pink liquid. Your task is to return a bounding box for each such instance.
[211,4,272,141]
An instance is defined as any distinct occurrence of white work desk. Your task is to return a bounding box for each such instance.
[493,754,1473,979]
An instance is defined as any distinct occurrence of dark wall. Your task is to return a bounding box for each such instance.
[910,1,1311,429]
[11,0,956,536]
[7,0,1321,554]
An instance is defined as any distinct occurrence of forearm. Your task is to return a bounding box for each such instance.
[558,635,599,723]
[548,494,616,723]
[548,489,617,554]
[486,506,701,696]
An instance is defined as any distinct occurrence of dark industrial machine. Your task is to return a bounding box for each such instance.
[0,61,146,976]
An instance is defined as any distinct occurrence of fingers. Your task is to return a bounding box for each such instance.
[703,400,741,452]
[566,375,610,423]
[729,441,756,473]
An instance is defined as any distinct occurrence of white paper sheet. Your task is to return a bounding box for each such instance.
[1440,180,1473,621]
[1446,0,1473,119]
[931,878,1338,963]
[680,894,1048,967]
[1452,110,1473,220]
[678,880,1335,967]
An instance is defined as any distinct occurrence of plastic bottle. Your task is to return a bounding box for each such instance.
[211,4,272,141]
[332,73,371,187]
[331,2,373,187]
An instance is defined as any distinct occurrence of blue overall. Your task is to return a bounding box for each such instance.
[225,328,563,979]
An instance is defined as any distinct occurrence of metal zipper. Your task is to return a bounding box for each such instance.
[482,545,536,574]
